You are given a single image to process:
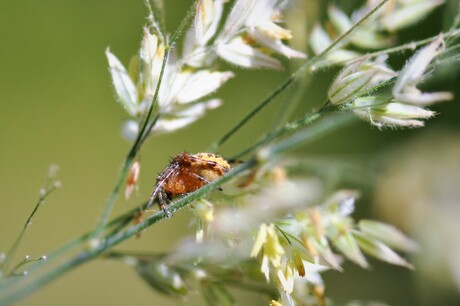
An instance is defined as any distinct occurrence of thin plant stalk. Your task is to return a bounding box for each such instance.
[272,72,312,130]
[144,0,166,34]
[0,183,58,275]
[260,113,356,159]
[229,102,333,160]
[333,28,460,66]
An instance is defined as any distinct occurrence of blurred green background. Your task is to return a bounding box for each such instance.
[0,0,459,305]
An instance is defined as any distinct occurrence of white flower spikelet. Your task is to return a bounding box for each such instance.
[106,48,139,116]
[107,27,234,140]
[393,35,453,105]
[336,36,454,128]
[353,97,435,128]
[216,0,306,69]
[328,56,397,105]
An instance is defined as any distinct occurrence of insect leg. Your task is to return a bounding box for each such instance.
[146,185,160,209]
[158,190,172,218]
[146,163,180,210]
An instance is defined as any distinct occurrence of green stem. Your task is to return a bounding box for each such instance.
[169,1,197,44]
[229,103,332,160]
[260,113,356,159]
[209,75,297,152]
[0,203,146,294]
[139,114,160,147]
[318,0,390,60]
[338,28,460,65]
[91,154,134,239]
[144,0,166,35]
[0,251,97,306]
[272,72,312,130]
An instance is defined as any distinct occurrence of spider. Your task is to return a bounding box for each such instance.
[146,152,231,215]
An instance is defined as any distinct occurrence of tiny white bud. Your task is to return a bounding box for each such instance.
[121,256,138,266]
[87,238,101,250]
[196,229,204,243]
[48,164,60,178]
[256,147,271,162]
[338,196,356,217]
[121,120,139,142]
[193,268,207,280]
